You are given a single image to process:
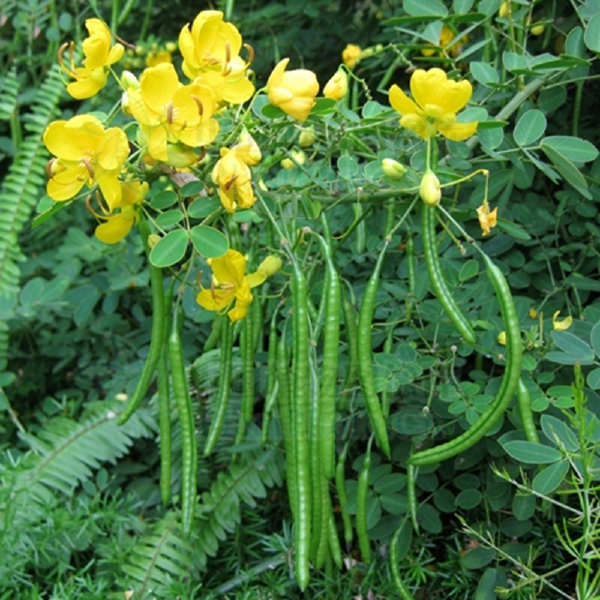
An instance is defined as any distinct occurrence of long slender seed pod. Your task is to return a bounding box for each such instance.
[356,437,373,563]
[168,313,197,535]
[410,254,523,466]
[335,442,353,545]
[203,315,223,352]
[118,217,166,425]
[358,244,391,458]
[390,523,417,600]
[381,326,394,418]
[312,230,341,480]
[517,379,540,443]
[315,473,332,569]
[406,464,419,534]
[204,318,234,457]
[260,380,279,446]
[327,505,343,569]
[239,312,255,436]
[406,232,416,321]
[340,289,359,410]
[421,204,476,344]
[158,281,175,506]
[309,352,323,561]
[288,251,311,591]
[277,322,297,520]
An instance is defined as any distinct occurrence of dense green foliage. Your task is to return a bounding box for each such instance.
[2,0,600,598]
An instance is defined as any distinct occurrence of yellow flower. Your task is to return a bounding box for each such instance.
[529,307,538,319]
[499,2,511,18]
[342,44,362,68]
[382,158,406,179]
[476,202,498,236]
[389,68,478,141]
[196,249,266,322]
[179,10,254,104]
[44,114,129,208]
[94,181,149,244]
[419,169,441,206]
[212,141,259,213]
[145,50,172,67]
[530,24,545,36]
[267,58,319,122]
[323,69,348,100]
[553,311,572,331]
[497,331,507,346]
[128,63,219,163]
[60,19,124,99]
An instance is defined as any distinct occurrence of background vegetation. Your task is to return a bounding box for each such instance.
[1,0,600,598]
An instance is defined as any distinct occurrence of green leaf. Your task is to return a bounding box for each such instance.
[380,493,408,515]
[587,368,600,389]
[584,12,600,52]
[190,226,229,258]
[470,62,500,86]
[475,568,498,600]
[503,51,529,72]
[454,0,474,13]
[374,473,407,494]
[514,110,547,146]
[180,180,204,197]
[502,441,562,464]
[541,415,579,451]
[545,351,594,366]
[541,136,599,163]
[417,503,442,534]
[151,190,178,210]
[532,460,569,495]
[188,197,221,218]
[32,200,67,229]
[460,547,496,570]
[390,408,433,435]
[155,209,184,228]
[496,219,531,241]
[403,0,448,17]
[541,145,588,190]
[149,229,189,268]
[455,489,483,509]
[337,155,359,179]
[551,331,595,362]
[459,259,479,282]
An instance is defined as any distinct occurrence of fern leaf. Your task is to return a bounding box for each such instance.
[0,67,19,121]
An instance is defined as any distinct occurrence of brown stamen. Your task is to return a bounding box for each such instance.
[80,156,95,180]
[191,95,204,116]
[225,174,238,191]
[95,190,111,215]
[46,158,56,180]
[222,42,233,76]
[166,102,174,125]
[243,43,255,67]
[57,42,75,77]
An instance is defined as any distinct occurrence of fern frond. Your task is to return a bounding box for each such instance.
[0,63,63,300]
[0,67,19,121]
[122,449,285,595]
[10,401,156,500]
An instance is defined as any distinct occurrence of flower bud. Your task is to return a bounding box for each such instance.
[382,158,406,179]
[342,44,362,68]
[419,169,441,206]
[165,41,177,53]
[257,255,283,277]
[530,24,545,35]
[323,69,348,101]
[299,127,316,147]
[499,2,510,18]
[148,234,161,249]
[121,70,140,90]
[553,311,572,331]
[497,331,507,346]
[237,131,262,166]
[281,158,294,170]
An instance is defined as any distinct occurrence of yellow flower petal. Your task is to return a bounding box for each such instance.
[140,63,180,116]
[437,120,479,141]
[553,311,572,331]
[210,250,246,287]
[95,212,135,244]
[389,84,419,116]
[246,271,267,288]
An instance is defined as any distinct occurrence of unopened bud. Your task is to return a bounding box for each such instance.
[257,255,283,277]
[419,169,441,206]
[382,158,406,179]
[497,331,507,346]
[530,24,544,35]
[165,41,177,53]
[323,69,348,101]
[299,127,316,147]
[148,234,161,248]
[499,1,510,18]
[121,70,140,90]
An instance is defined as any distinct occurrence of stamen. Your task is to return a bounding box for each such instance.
[95,190,111,215]
[57,43,75,76]
[191,95,204,116]
[222,42,232,76]
[166,102,174,125]
[243,43,255,67]
[81,156,95,180]
[225,175,238,191]
[46,158,56,180]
